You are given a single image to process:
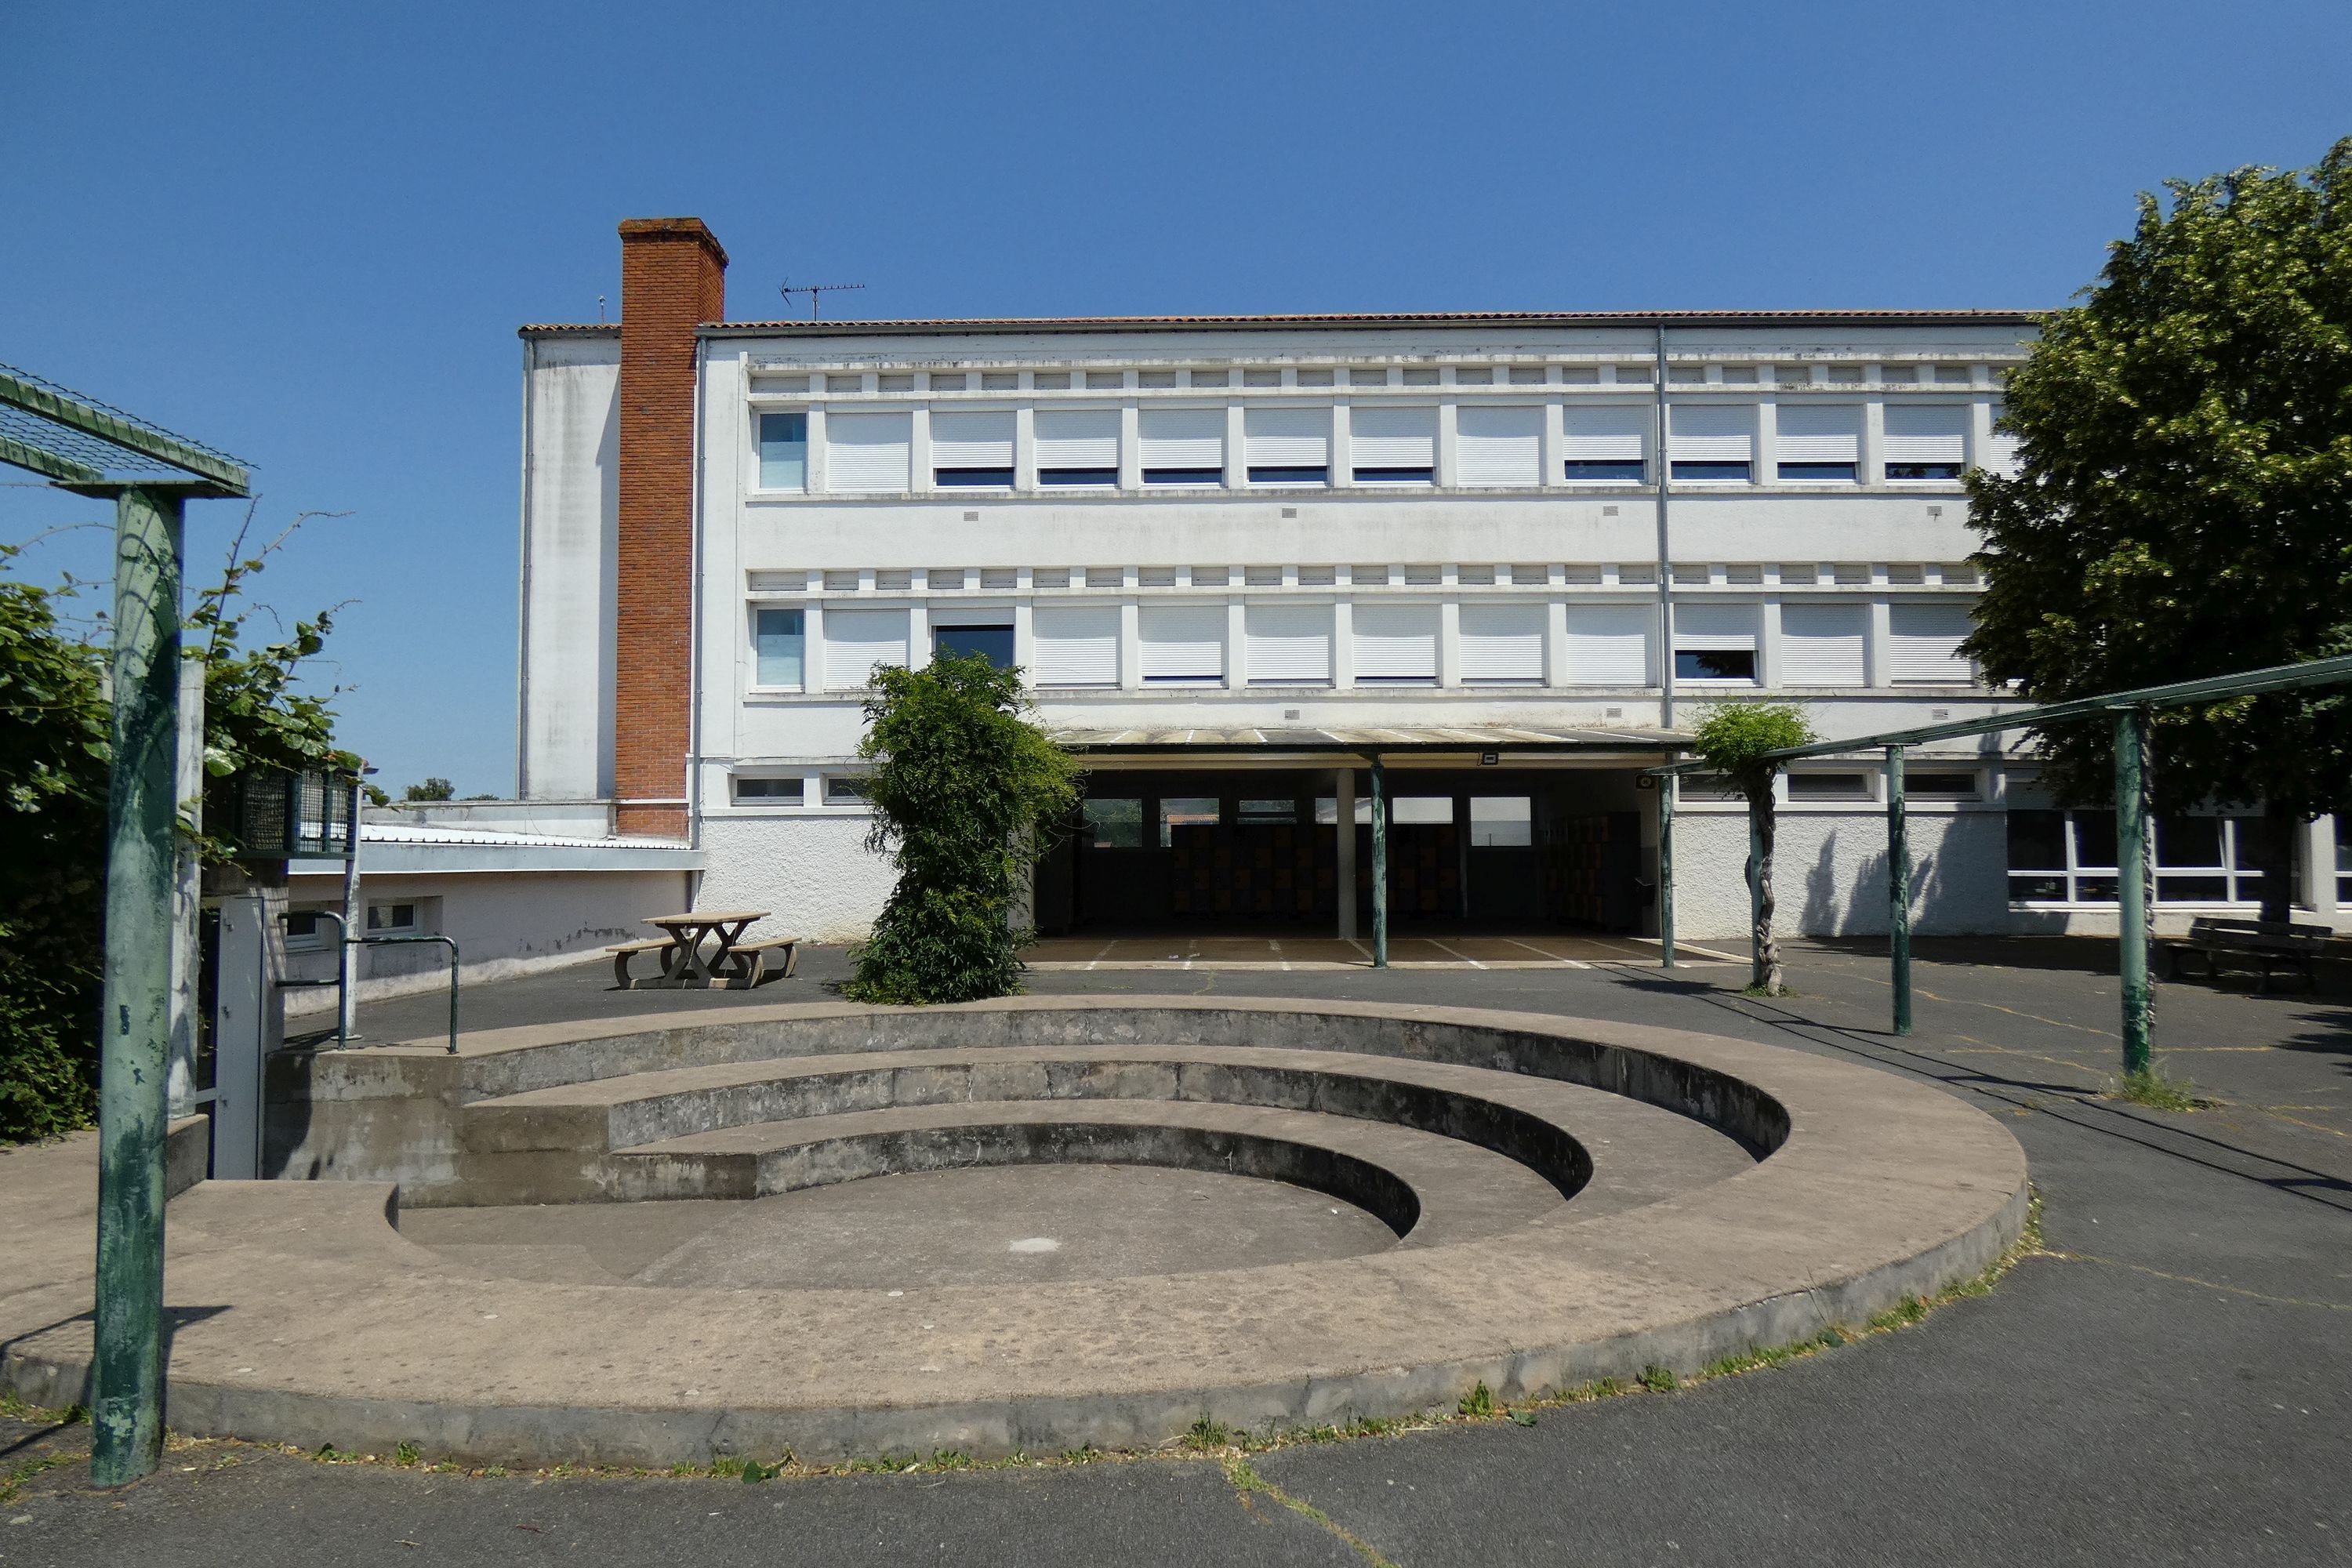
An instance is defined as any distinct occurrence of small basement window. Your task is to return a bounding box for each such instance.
[367,902,419,935]
[1563,459,1646,481]
[1904,771,1979,799]
[1248,466,1328,485]
[935,466,1014,488]
[1144,467,1223,486]
[1777,460,1857,481]
[826,776,869,805]
[1788,772,1871,800]
[1039,468,1118,488]
[1670,459,1752,482]
[732,775,806,804]
[283,909,332,953]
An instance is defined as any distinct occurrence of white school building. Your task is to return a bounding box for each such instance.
[481,216,2350,954]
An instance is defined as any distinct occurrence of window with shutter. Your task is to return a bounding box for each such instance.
[1779,603,1867,686]
[1139,407,1225,486]
[1673,603,1758,681]
[1984,401,2023,477]
[1243,604,1332,684]
[1884,405,1968,479]
[931,411,1015,487]
[825,412,912,493]
[1889,601,1975,683]
[1035,409,1120,488]
[1455,405,1541,487]
[1458,603,1544,683]
[1668,404,1754,481]
[1351,602,1438,683]
[822,608,910,690]
[1348,405,1436,484]
[1561,405,1648,481]
[1030,606,1120,687]
[1138,604,1225,682]
[1563,604,1651,684]
[1775,404,1860,481]
[1244,406,1330,485]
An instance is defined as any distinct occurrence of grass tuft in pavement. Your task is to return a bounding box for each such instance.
[2107,1065,2205,1112]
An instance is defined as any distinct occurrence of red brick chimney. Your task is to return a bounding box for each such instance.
[613,216,726,838]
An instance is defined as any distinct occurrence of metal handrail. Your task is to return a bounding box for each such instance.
[274,909,350,1047]
[358,935,460,1054]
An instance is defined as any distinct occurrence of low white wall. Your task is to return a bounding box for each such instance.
[1671,808,2013,939]
[695,814,898,946]
[282,867,692,1012]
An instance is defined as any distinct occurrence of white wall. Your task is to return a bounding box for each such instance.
[519,333,620,800]
[281,866,689,1011]
[1671,807,2013,940]
[694,814,898,946]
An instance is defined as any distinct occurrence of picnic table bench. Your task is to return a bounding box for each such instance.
[608,910,800,990]
[2158,916,2328,993]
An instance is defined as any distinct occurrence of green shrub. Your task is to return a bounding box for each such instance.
[844,653,1079,1005]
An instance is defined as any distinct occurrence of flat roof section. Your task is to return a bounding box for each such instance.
[519,308,2043,340]
[1047,723,1690,756]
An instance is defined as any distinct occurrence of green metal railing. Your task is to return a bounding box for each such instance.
[1646,652,2352,1068]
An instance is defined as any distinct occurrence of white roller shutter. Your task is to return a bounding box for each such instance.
[1456,405,1541,486]
[1672,602,1758,652]
[929,410,1015,466]
[1561,405,1648,459]
[1563,604,1650,684]
[1883,405,1968,465]
[1139,407,1225,467]
[1458,603,1544,683]
[1030,605,1118,687]
[1984,401,2023,477]
[1243,406,1330,466]
[1668,403,1754,462]
[1351,602,1438,681]
[825,412,912,492]
[1138,603,1225,681]
[1775,404,1861,462]
[1780,603,1867,686]
[1889,601,1975,684]
[1244,603,1331,684]
[1034,409,1119,469]
[822,608,909,689]
[1348,405,1436,466]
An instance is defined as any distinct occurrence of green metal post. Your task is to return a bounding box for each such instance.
[1369,757,1388,969]
[1657,775,1676,968]
[93,485,184,1487]
[2115,708,2153,1076]
[1886,746,1911,1036]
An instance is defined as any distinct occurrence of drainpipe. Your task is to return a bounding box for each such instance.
[1653,323,1675,731]
[685,334,709,884]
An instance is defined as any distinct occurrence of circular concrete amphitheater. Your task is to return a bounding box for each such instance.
[3,998,2027,1467]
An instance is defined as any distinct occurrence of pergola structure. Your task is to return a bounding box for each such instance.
[1645,653,2352,1069]
[1,363,251,1486]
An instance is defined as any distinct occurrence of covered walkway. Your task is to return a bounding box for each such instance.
[1021,932,1740,969]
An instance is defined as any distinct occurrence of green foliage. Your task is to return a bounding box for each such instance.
[1457,1381,1494,1417]
[403,777,454,801]
[1965,138,2352,826]
[844,653,1080,1005]
[0,514,349,1143]
[1689,702,1817,799]
[2110,1065,2202,1112]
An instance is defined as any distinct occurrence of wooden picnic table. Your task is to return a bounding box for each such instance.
[608,909,800,990]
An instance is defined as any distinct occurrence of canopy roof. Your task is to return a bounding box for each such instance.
[0,361,250,497]
[1049,722,1690,757]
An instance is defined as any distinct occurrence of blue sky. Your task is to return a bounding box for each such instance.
[4,0,2346,796]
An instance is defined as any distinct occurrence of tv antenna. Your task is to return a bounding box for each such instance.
[779,279,867,320]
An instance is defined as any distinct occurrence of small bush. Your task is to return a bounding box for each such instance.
[1457,1382,1494,1417]
[1638,1364,1679,1393]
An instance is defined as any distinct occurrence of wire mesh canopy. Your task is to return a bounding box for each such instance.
[0,361,250,496]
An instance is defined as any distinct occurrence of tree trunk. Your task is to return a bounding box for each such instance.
[1749,783,1784,993]
[2259,798,2301,925]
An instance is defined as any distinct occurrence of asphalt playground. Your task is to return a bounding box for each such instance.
[5,935,2349,1566]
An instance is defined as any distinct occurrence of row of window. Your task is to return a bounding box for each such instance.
[748,599,1976,691]
[2008,809,2285,906]
[752,362,1997,394]
[766,562,1982,593]
[752,401,2012,495]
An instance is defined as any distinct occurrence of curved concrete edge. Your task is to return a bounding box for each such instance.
[0,1185,2027,1466]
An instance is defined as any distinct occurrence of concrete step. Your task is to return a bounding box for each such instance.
[612,1098,1566,1249]
[451,1042,1751,1210]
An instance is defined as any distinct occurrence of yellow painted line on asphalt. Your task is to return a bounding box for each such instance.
[2053,1251,2352,1312]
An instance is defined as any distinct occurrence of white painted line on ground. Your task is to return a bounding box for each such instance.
[1427,939,1486,968]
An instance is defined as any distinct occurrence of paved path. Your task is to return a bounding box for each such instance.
[8,939,2350,1566]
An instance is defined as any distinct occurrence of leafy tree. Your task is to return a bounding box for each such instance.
[1690,702,1817,995]
[403,777,454,801]
[0,515,350,1142]
[844,652,1079,1005]
[1964,138,2352,921]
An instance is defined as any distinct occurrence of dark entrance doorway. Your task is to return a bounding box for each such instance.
[1031,768,1644,936]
